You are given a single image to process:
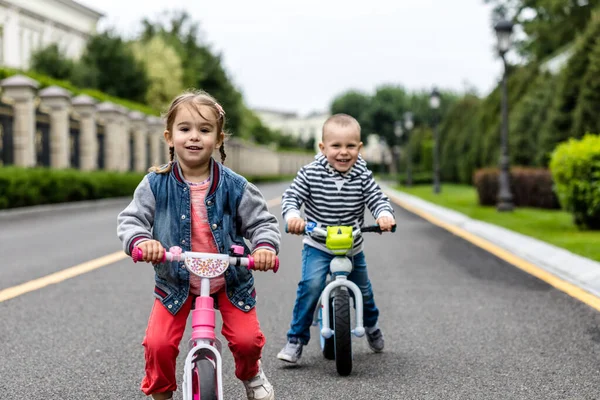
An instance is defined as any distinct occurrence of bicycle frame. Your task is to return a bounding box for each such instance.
[308,226,366,339]
[132,245,278,400]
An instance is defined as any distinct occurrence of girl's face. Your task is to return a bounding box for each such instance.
[165,103,223,174]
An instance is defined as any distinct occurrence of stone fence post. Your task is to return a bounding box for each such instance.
[39,86,71,169]
[96,102,122,171]
[147,116,165,167]
[129,111,148,172]
[0,75,38,167]
[72,95,98,171]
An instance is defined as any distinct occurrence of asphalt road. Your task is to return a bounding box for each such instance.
[1,182,599,399]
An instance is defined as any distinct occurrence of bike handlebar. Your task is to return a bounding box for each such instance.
[285,222,397,236]
[131,247,279,273]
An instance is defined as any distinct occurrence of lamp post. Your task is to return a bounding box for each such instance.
[430,87,441,194]
[403,111,414,187]
[495,19,514,212]
[394,120,403,181]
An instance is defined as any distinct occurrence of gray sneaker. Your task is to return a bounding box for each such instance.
[366,328,384,353]
[277,338,303,363]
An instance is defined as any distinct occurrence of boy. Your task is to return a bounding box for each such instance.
[277,113,396,364]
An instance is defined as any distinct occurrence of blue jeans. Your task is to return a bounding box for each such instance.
[287,245,379,345]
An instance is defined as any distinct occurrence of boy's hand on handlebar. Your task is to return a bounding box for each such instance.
[252,248,277,271]
[287,217,306,235]
[376,216,396,232]
[136,240,165,263]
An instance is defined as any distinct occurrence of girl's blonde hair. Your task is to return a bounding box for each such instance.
[150,89,228,174]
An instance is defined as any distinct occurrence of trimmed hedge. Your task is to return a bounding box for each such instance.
[397,171,434,186]
[0,167,145,209]
[550,134,600,229]
[0,167,294,210]
[473,167,560,209]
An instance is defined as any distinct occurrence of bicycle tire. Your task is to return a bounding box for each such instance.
[333,287,352,376]
[321,296,335,360]
[196,358,217,400]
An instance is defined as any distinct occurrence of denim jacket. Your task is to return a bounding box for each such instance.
[117,159,281,315]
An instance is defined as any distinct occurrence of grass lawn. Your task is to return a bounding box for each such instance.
[396,184,600,263]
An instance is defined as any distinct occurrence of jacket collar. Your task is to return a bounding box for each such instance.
[171,158,222,196]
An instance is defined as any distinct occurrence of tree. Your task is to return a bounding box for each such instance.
[131,36,184,111]
[330,90,373,137]
[538,16,600,164]
[29,44,74,80]
[484,0,600,61]
[572,36,600,137]
[73,31,150,103]
[139,11,244,135]
[509,71,557,166]
[368,85,409,147]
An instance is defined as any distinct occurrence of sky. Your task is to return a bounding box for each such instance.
[77,0,502,115]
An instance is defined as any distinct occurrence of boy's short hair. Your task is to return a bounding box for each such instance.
[322,113,361,140]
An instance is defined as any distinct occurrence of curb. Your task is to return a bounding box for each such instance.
[381,183,600,312]
[0,197,131,221]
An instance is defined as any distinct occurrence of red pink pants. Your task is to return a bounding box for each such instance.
[140,290,265,395]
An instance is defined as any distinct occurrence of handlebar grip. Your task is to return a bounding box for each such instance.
[246,256,279,273]
[132,247,143,263]
[131,247,168,263]
[360,224,397,233]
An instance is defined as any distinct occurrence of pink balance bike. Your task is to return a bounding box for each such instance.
[132,245,279,400]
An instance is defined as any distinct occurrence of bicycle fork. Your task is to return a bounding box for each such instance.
[182,342,223,400]
[319,276,366,339]
[182,282,224,400]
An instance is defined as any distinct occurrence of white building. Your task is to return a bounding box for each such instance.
[0,0,103,69]
[254,107,330,148]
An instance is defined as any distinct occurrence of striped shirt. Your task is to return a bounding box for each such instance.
[282,153,394,254]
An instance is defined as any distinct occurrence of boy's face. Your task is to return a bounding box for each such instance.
[319,123,363,173]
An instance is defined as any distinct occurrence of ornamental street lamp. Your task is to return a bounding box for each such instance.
[494,19,515,212]
[430,87,441,194]
[403,111,414,187]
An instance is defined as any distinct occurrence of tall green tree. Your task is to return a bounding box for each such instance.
[140,11,244,134]
[73,31,150,103]
[538,15,600,164]
[29,44,74,80]
[484,0,600,60]
[131,35,184,111]
[330,90,372,137]
[572,36,600,137]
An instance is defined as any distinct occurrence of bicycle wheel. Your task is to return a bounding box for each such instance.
[320,297,335,360]
[195,358,217,400]
[333,287,352,376]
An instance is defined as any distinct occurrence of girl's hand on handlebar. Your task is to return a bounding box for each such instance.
[376,216,396,232]
[252,248,277,271]
[135,240,165,263]
[287,217,306,235]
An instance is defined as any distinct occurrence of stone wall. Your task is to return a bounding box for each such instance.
[0,74,314,177]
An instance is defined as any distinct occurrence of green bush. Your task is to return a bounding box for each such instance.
[550,134,600,229]
[0,167,144,209]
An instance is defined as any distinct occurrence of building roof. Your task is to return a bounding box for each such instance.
[56,0,104,18]
[252,107,298,118]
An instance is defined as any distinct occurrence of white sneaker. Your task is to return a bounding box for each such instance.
[276,338,303,363]
[243,361,275,400]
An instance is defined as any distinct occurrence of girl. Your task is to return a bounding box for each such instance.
[117,90,280,400]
